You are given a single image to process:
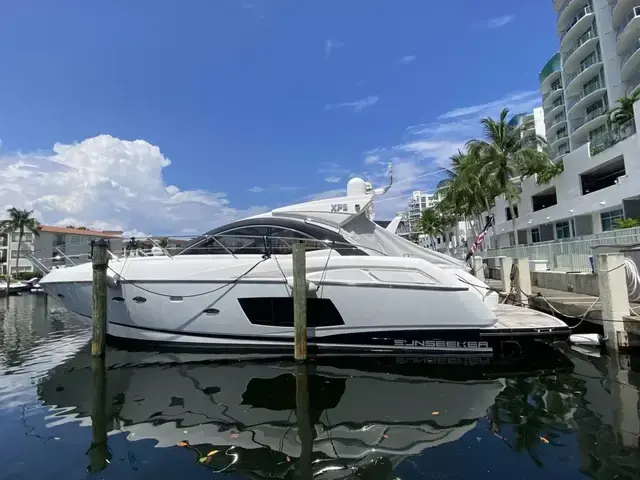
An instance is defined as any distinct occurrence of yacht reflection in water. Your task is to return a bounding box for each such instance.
[38,347,573,478]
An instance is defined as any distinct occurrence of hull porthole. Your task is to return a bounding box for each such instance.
[203,308,220,315]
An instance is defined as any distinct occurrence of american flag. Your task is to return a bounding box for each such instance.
[465,214,494,263]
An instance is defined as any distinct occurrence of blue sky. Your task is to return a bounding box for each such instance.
[0,0,560,235]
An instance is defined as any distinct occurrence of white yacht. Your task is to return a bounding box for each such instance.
[38,172,571,355]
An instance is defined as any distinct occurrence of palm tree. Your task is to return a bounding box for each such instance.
[467,109,552,246]
[609,89,640,126]
[0,208,40,290]
[418,207,455,250]
[158,237,170,249]
[436,150,500,244]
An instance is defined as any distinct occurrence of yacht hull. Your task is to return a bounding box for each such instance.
[39,254,570,355]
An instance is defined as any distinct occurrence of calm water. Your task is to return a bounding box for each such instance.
[1,295,640,480]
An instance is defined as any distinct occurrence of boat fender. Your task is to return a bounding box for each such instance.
[569,333,604,347]
[106,270,121,288]
[285,278,319,293]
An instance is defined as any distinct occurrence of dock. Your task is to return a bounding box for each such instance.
[486,278,640,340]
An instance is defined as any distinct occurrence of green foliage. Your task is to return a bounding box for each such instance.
[14,271,41,281]
[0,208,41,282]
[418,207,456,239]
[609,90,640,126]
[434,109,562,246]
[613,217,640,229]
[158,237,170,249]
[535,160,564,186]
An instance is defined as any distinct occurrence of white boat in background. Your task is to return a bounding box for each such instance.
[0,280,29,296]
[38,168,571,355]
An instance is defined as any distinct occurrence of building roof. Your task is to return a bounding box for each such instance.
[39,225,123,238]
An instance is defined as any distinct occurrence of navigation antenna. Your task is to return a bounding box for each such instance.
[372,163,393,196]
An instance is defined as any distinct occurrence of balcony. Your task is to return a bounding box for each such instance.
[621,38,640,82]
[560,5,595,47]
[613,0,636,28]
[552,144,572,162]
[562,29,599,71]
[571,106,608,143]
[542,85,564,109]
[589,119,637,156]
[558,0,590,33]
[626,73,640,96]
[540,53,563,93]
[550,130,569,147]
[547,115,568,136]
[565,54,603,95]
[544,101,565,119]
[616,5,640,54]
[567,79,607,116]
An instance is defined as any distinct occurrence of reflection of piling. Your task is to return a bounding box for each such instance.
[4,274,9,306]
[91,239,109,357]
[292,241,307,361]
[87,356,111,472]
[295,362,313,480]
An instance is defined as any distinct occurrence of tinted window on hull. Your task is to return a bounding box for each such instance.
[238,297,345,327]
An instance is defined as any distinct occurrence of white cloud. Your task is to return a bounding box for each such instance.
[247,185,303,194]
[397,55,416,64]
[0,135,268,236]
[324,176,341,183]
[438,91,540,120]
[324,38,343,60]
[304,188,346,201]
[364,154,381,165]
[324,95,379,113]
[317,162,350,177]
[486,15,514,29]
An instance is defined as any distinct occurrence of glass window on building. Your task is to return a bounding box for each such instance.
[11,232,33,242]
[589,124,607,143]
[601,209,624,231]
[531,228,541,244]
[555,221,571,239]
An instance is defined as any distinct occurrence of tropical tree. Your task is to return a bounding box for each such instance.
[0,208,40,286]
[609,89,640,126]
[158,237,170,249]
[418,207,455,250]
[435,150,500,243]
[466,108,553,246]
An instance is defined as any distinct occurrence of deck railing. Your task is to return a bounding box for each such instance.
[482,227,640,272]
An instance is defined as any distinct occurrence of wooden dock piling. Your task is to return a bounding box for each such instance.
[292,241,307,361]
[91,239,109,358]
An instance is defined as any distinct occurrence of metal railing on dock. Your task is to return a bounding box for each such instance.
[483,227,640,273]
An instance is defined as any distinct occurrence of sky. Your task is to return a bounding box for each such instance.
[0,0,560,237]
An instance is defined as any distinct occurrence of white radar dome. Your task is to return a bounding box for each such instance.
[346,177,367,197]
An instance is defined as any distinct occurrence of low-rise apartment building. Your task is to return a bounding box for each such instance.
[0,225,123,275]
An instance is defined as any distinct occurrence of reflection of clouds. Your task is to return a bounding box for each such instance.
[0,305,90,412]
